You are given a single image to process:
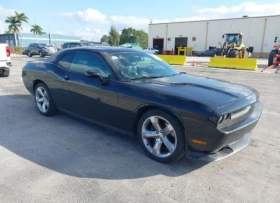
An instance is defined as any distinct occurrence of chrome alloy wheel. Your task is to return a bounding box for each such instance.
[141,116,177,158]
[35,86,49,113]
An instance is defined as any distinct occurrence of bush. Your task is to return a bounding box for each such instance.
[10,47,25,55]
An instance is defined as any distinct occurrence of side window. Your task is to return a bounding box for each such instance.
[62,43,68,49]
[57,53,74,70]
[69,43,80,48]
[70,53,112,77]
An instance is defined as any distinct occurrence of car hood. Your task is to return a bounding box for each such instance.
[132,74,254,109]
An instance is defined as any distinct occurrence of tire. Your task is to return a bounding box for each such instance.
[39,51,44,57]
[229,49,239,58]
[27,51,32,57]
[1,69,10,77]
[268,50,277,66]
[137,109,186,163]
[34,83,57,116]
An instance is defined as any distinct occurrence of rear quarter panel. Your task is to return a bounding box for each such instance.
[22,61,63,104]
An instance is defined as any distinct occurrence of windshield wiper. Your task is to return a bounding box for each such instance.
[130,75,165,80]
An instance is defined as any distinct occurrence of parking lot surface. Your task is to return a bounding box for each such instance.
[0,55,280,203]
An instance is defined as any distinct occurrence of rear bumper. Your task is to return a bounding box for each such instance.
[0,60,12,67]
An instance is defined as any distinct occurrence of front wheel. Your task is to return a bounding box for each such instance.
[268,50,277,66]
[39,51,44,57]
[27,51,32,57]
[35,83,57,116]
[138,109,186,163]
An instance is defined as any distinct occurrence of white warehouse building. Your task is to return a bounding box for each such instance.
[148,15,280,57]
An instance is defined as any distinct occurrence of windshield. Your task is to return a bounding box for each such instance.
[110,52,179,80]
[225,34,240,44]
[39,43,47,47]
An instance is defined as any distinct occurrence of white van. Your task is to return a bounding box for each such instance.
[0,43,11,77]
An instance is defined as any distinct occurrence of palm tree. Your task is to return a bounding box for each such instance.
[5,16,21,47]
[30,24,45,42]
[15,11,29,47]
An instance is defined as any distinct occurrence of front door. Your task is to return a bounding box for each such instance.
[61,52,119,127]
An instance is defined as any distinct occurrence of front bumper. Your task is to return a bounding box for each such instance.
[186,101,262,161]
[186,132,251,162]
[42,50,56,56]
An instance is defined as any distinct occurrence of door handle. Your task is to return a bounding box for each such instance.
[64,75,70,80]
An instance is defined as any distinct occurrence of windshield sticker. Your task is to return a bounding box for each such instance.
[111,56,119,60]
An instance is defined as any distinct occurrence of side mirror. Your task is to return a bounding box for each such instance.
[275,37,278,43]
[222,34,225,39]
[85,69,107,84]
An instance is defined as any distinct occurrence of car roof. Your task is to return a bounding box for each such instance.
[59,46,144,54]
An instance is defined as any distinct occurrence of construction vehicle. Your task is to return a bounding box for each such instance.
[216,33,253,58]
[209,33,257,71]
[262,36,280,73]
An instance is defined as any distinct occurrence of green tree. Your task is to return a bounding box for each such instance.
[108,26,120,46]
[5,16,21,46]
[101,35,110,43]
[5,16,20,34]
[135,29,148,48]
[15,11,29,47]
[4,30,12,34]
[30,24,45,42]
[119,28,148,48]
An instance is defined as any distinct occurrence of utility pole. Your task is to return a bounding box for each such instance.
[49,30,51,44]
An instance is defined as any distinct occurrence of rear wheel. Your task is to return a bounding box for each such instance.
[39,51,44,57]
[35,83,57,116]
[0,69,9,77]
[138,109,186,163]
[268,50,277,66]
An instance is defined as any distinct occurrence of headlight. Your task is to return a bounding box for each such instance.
[217,113,231,127]
[217,105,251,128]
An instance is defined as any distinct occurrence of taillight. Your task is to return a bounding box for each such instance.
[6,46,11,57]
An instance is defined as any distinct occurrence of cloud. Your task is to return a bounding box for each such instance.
[196,2,280,17]
[58,8,108,24]
[110,16,149,28]
[72,27,106,41]
[0,5,14,17]
[55,2,280,40]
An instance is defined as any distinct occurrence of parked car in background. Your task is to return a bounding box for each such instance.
[197,48,220,57]
[25,43,57,57]
[22,47,262,163]
[143,47,159,54]
[61,42,94,49]
[0,43,11,77]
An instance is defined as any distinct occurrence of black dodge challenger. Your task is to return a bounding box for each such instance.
[22,47,262,163]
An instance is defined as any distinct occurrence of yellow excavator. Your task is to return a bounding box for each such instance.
[209,32,257,70]
[216,33,253,58]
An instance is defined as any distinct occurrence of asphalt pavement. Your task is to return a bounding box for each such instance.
[0,55,279,203]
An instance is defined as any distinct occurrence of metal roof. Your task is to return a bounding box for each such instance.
[149,14,280,25]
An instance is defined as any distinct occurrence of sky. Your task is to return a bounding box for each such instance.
[0,0,280,41]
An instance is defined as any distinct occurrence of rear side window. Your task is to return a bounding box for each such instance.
[62,43,69,49]
[69,43,80,48]
[57,53,74,70]
[70,53,112,77]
